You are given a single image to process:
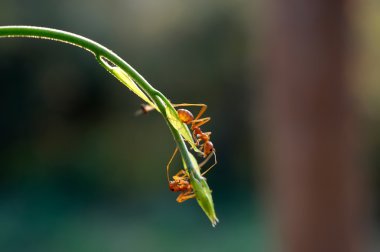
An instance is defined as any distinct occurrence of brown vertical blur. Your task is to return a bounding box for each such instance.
[264,0,368,251]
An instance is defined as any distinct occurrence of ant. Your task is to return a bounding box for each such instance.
[168,169,194,203]
[167,148,215,203]
[139,103,215,158]
[175,103,214,158]
[138,103,217,175]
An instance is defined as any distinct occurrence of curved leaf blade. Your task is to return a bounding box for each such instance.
[98,56,158,110]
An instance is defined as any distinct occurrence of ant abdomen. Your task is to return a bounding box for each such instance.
[177,109,194,124]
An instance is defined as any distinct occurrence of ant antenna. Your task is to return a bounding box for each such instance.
[200,151,217,176]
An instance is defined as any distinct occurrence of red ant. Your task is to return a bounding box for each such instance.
[138,103,217,177]
[168,169,194,203]
[139,103,216,157]
[175,103,214,158]
[167,149,215,203]
[165,103,217,177]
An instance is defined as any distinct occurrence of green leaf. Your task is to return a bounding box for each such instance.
[183,152,218,226]
[99,56,158,110]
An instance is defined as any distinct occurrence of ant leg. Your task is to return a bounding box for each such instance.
[166,147,178,182]
[198,151,214,169]
[172,169,188,181]
[173,103,208,121]
[201,151,218,176]
[200,132,212,136]
[173,103,211,137]
[176,191,196,203]
[191,117,211,128]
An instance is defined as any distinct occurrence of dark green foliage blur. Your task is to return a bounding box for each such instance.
[1,0,380,251]
[0,1,267,251]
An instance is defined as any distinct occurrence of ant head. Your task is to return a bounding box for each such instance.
[204,141,214,155]
[177,109,194,124]
[169,181,176,191]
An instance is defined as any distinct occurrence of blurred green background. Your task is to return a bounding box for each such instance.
[0,0,379,251]
[0,1,265,251]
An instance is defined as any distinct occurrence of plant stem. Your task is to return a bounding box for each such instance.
[0,25,191,172]
[0,26,217,225]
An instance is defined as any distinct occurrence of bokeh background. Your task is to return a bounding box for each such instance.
[0,0,378,251]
